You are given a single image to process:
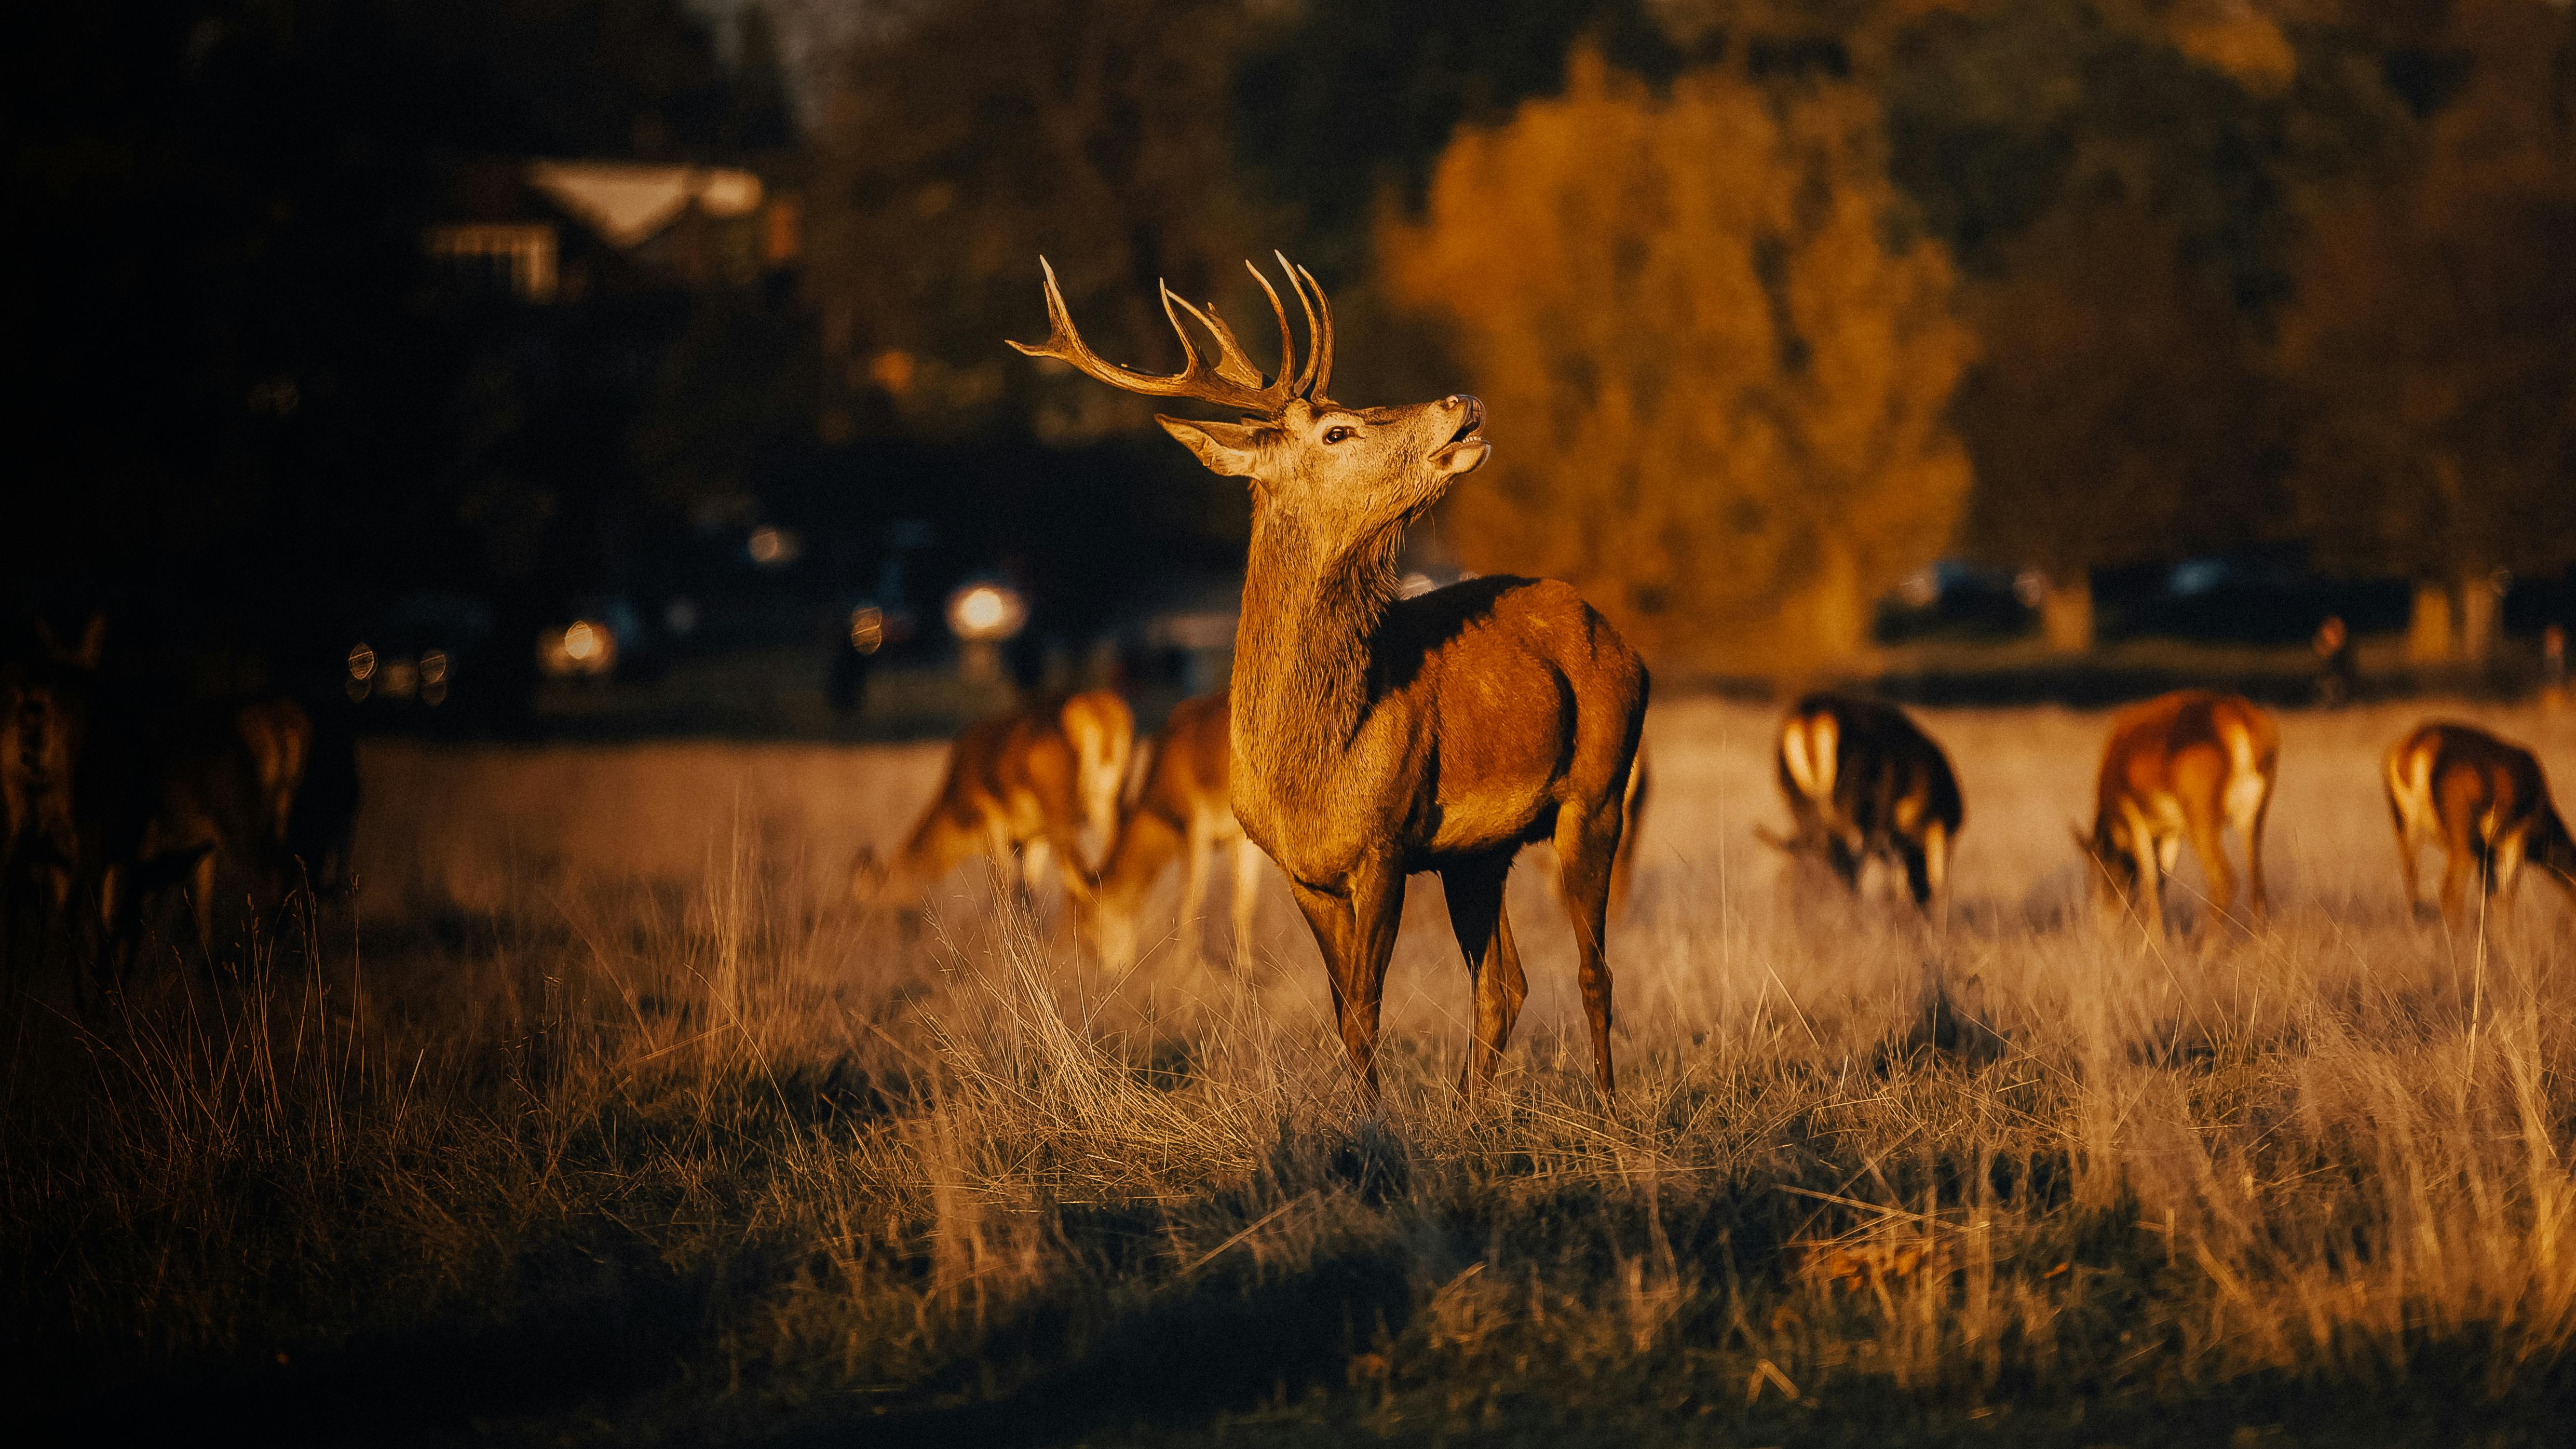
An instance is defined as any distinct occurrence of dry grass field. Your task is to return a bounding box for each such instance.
[9,697,2576,1445]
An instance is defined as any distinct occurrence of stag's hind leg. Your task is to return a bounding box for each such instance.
[1440,850,1526,1098]
[1552,798,1624,1100]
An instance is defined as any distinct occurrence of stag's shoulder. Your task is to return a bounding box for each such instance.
[1402,576,1632,659]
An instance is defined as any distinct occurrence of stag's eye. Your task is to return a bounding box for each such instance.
[1322,425,1356,444]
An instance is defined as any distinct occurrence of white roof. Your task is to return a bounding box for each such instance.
[524,160,763,248]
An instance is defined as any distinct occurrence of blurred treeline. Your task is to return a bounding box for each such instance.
[11,0,2575,678]
[812,0,2576,672]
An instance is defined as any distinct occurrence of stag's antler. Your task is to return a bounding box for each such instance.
[1009,252,1333,414]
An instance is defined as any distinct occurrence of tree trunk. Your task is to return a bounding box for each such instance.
[2040,574,2095,655]
[2458,572,2502,664]
[1812,537,1866,661]
[2404,580,2454,665]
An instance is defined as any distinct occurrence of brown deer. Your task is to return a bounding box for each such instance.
[851,689,1133,911]
[2,616,103,976]
[88,696,325,985]
[1756,694,1962,915]
[1079,688,1264,970]
[2384,721,2576,927]
[1012,255,1648,1099]
[2075,689,2277,934]
[1084,692,1652,972]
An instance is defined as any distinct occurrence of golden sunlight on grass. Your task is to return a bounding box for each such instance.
[10,699,2576,1443]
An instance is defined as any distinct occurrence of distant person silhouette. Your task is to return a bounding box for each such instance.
[2545,624,2567,716]
[2313,615,2356,708]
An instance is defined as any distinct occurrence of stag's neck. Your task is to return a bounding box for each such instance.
[1230,516,1405,809]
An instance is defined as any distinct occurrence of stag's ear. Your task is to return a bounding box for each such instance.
[1157,416,1270,479]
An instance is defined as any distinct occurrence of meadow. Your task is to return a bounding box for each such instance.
[7,697,2576,1446]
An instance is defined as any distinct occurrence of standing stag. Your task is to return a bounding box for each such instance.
[1013,255,1647,1099]
[2077,689,2277,935]
[1084,690,1650,973]
[2384,721,2576,927]
[851,689,1133,912]
[1757,694,1962,915]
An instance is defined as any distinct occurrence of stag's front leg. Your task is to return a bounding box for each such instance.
[1289,859,1405,1101]
[1440,850,1526,1099]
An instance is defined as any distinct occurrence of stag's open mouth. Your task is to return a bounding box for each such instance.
[1431,396,1488,472]
[1447,396,1485,445]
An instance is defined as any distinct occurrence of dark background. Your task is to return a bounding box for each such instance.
[8,0,2571,725]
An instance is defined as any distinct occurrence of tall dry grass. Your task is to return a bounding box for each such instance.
[6,698,2575,1443]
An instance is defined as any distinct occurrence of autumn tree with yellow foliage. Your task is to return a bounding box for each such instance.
[1380,51,1975,673]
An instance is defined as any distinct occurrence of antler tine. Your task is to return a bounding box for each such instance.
[1008,254,1331,414]
[1242,260,1298,399]
[1284,255,1334,404]
[1162,286,1267,391]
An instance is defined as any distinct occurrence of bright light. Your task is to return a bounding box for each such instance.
[946,583,1026,642]
[539,619,618,679]
[748,526,802,567]
[850,605,885,655]
[956,589,1005,633]
[347,642,376,681]
[420,649,449,685]
[382,656,419,699]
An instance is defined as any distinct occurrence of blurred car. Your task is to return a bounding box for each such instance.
[535,594,668,684]
[1873,560,2031,642]
[345,592,494,713]
[2109,557,2408,645]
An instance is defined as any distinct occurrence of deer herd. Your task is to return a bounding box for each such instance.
[831,254,2576,1102]
[6,255,2573,1107]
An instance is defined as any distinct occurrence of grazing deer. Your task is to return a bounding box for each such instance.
[1756,694,1962,914]
[851,689,1134,912]
[1079,689,1265,970]
[1012,254,1648,1099]
[2075,689,2277,934]
[86,696,324,986]
[2,616,103,977]
[2383,721,2576,927]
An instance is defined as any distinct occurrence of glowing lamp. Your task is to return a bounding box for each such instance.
[945,583,1026,643]
[538,619,618,679]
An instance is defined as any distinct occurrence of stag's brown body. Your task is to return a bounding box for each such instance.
[2081,689,2277,933]
[1763,694,1962,912]
[1014,254,1646,1098]
[852,689,1133,910]
[1080,689,1264,969]
[2384,721,2576,926]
